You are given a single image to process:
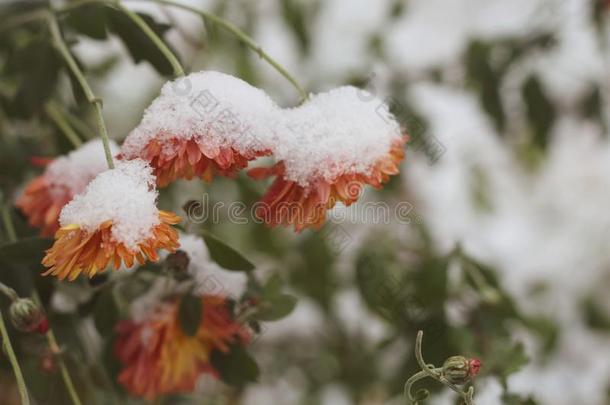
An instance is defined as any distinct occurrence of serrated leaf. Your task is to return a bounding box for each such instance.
[201,231,255,271]
[0,237,52,264]
[178,293,203,336]
[210,344,259,386]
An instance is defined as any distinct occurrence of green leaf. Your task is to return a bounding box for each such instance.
[105,9,177,76]
[201,231,255,272]
[291,232,337,309]
[93,287,120,334]
[210,344,259,387]
[256,293,297,321]
[65,3,108,40]
[178,292,203,336]
[522,75,555,150]
[12,40,62,118]
[253,274,297,321]
[486,339,529,385]
[0,237,52,265]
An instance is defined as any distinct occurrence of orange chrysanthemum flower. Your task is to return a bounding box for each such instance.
[249,137,406,231]
[120,71,279,187]
[16,176,72,237]
[16,140,118,236]
[124,137,268,187]
[42,210,180,280]
[114,295,249,400]
[41,159,180,280]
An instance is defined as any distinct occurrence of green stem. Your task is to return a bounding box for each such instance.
[0,282,18,302]
[414,331,440,380]
[1,205,17,243]
[45,102,83,148]
[403,370,429,403]
[46,329,83,405]
[32,293,83,405]
[0,312,30,405]
[112,2,185,77]
[128,0,308,101]
[46,13,115,169]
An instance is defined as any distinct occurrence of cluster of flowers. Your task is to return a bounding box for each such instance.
[15,71,406,399]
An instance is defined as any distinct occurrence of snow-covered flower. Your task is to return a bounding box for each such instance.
[114,295,249,400]
[120,71,278,187]
[249,86,406,231]
[42,160,180,280]
[16,140,119,236]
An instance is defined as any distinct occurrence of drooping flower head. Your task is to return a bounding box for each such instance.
[249,86,407,231]
[114,295,249,400]
[16,140,119,236]
[42,159,180,280]
[120,71,279,187]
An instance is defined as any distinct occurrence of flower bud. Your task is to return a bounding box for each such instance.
[9,298,48,334]
[441,356,482,385]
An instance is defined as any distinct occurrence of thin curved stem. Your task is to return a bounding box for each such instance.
[403,370,428,403]
[414,331,441,380]
[128,0,308,101]
[0,312,30,405]
[112,2,185,77]
[45,102,83,148]
[47,12,115,169]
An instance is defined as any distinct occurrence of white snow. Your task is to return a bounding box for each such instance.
[122,72,402,188]
[120,71,280,159]
[274,86,402,186]
[59,159,162,249]
[177,233,247,298]
[45,139,119,198]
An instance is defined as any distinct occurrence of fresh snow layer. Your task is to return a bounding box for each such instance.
[45,139,119,198]
[59,159,161,249]
[123,71,403,188]
[177,233,247,298]
[275,86,402,186]
[121,71,280,159]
